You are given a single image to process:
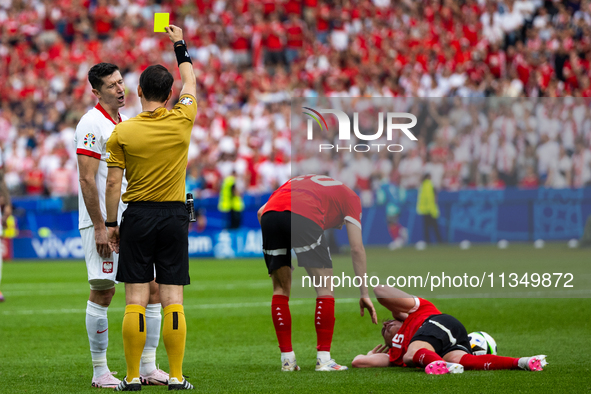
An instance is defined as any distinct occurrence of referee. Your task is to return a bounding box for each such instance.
[105,25,197,392]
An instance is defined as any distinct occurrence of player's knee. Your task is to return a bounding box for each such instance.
[90,284,116,306]
[402,350,416,366]
[443,351,466,364]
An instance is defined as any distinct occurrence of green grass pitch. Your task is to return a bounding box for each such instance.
[0,244,590,393]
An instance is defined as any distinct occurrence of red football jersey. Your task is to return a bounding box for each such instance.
[388,298,441,366]
[262,174,362,230]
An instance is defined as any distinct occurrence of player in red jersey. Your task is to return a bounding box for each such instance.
[351,286,548,374]
[257,174,378,372]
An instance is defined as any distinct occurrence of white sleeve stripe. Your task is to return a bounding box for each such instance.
[344,216,361,229]
[408,296,420,313]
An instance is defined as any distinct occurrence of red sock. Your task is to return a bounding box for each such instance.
[271,295,292,352]
[412,348,444,367]
[315,296,335,352]
[460,354,519,370]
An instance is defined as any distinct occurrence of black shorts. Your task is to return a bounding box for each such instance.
[117,201,190,285]
[261,211,332,274]
[410,314,472,356]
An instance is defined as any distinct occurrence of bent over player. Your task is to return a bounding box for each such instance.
[351,286,548,374]
[75,63,168,388]
[258,174,378,372]
[106,25,197,391]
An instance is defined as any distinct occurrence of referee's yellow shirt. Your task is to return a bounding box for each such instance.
[106,94,197,203]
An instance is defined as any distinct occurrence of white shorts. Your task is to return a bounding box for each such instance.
[80,226,118,290]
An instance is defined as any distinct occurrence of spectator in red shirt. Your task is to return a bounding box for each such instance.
[316,1,331,44]
[25,158,45,196]
[93,0,113,41]
[486,42,506,79]
[263,13,286,68]
[231,24,251,68]
[284,13,305,65]
[283,0,302,16]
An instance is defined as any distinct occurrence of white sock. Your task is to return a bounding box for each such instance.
[140,303,161,375]
[317,351,331,363]
[281,351,296,362]
[86,300,110,378]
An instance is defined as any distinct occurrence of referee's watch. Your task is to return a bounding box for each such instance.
[105,221,118,227]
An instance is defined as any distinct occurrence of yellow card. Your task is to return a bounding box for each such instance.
[154,13,169,33]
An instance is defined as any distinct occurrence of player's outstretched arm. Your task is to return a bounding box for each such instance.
[346,221,378,324]
[165,25,197,99]
[351,345,390,368]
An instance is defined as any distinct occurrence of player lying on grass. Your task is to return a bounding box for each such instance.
[351,286,548,374]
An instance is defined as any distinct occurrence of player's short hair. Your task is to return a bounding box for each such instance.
[381,319,396,347]
[381,320,393,338]
[139,64,174,103]
[88,63,120,90]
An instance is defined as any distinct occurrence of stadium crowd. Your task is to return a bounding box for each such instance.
[294,97,591,195]
[1,0,591,199]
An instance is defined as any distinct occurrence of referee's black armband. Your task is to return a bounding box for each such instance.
[174,42,192,66]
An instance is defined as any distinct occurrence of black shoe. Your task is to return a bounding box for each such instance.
[114,377,142,391]
[168,377,194,390]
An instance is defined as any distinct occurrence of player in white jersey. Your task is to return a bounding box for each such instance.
[75,63,169,388]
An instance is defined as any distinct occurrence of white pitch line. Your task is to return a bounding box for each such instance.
[0,298,360,316]
[2,281,271,297]
[2,289,590,317]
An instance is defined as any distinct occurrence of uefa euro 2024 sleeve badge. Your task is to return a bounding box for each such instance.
[180,96,193,106]
[83,133,96,148]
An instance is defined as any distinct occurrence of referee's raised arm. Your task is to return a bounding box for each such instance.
[164,25,197,99]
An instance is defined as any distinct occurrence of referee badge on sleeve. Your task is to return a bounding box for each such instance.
[180,96,193,106]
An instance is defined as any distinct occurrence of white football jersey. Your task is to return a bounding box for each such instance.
[75,104,128,230]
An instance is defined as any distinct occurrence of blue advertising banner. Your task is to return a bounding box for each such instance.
[13,229,264,259]
[333,187,591,246]
[187,229,263,258]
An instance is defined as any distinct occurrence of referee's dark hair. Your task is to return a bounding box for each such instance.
[88,63,120,90]
[139,65,174,103]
